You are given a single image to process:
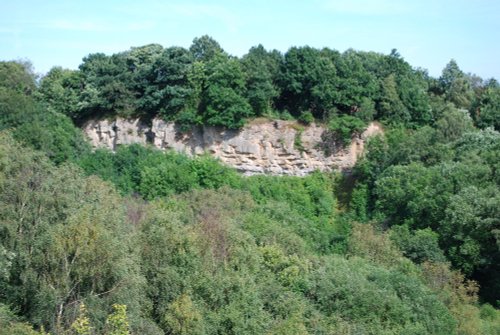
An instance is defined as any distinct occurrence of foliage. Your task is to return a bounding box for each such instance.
[352,114,500,304]
[297,111,314,125]
[0,61,90,164]
[0,304,46,335]
[390,225,447,263]
[293,126,305,152]
[163,294,203,335]
[241,45,280,116]
[0,134,145,334]
[348,223,404,268]
[1,131,498,334]
[201,55,254,128]
[71,303,92,335]
[2,38,500,335]
[277,46,339,119]
[472,84,500,130]
[327,114,366,144]
[34,36,500,131]
[37,67,83,120]
[378,73,410,124]
[0,61,37,95]
[439,59,474,109]
[76,145,241,197]
[105,304,130,335]
[308,256,456,334]
[435,106,474,141]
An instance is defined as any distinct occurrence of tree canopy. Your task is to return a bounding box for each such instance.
[35,36,500,132]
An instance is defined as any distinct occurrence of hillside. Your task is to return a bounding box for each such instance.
[0,38,499,335]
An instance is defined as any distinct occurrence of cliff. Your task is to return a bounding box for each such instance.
[82,118,383,176]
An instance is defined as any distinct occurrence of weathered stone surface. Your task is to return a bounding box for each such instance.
[82,118,383,176]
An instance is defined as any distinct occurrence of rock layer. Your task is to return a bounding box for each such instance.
[83,118,383,176]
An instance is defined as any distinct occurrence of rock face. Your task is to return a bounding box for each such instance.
[83,118,383,176]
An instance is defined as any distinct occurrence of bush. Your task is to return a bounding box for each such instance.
[308,256,456,334]
[298,111,314,125]
[327,115,366,144]
[390,225,446,263]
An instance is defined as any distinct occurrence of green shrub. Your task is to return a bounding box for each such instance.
[327,115,366,145]
[298,111,314,125]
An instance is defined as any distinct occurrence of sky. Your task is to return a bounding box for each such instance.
[1,0,499,79]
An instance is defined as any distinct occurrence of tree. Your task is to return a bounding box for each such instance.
[440,59,464,91]
[378,74,410,124]
[38,67,83,120]
[389,225,446,263]
[0,61,37,95]
[472,85,500,130]
[190,35,224,62]
[435,106,474,141]
[308,255,456,334]
[336,49,379,113]
[0,61,38,129]
[326,115,366,145]
[241,45,280,116]
[397,71,432,126]
[140,47,195,119]
[138,152,199,199]
[125,44,163,72]
[106,304,130,335]
[267,314,309,335]
[0,135,145,333]
[0,304,46,335]
[201,55,253,128]
[0,61,90,164]
[71,303,92,335]
[278,46,339,119]
[13,110,90,164]
[440,186,500,303]
[78,52,136,119]
[439,60,474,109]
[373,163,454,229]
[163,294,203,335]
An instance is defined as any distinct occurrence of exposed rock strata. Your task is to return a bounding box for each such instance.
[83,118,383,176]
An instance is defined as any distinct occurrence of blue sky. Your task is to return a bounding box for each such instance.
[1,0,499,79]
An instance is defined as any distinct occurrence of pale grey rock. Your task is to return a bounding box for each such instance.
[82,117,383,176]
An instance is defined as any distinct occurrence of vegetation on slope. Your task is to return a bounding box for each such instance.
[4,133,496,334]
[0,37,499,334]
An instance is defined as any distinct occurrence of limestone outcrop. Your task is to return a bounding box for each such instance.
[83,118,383,176]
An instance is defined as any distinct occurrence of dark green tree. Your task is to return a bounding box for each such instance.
[241,45,280,116]
[278,46,339,120]
[441,186,500,301]
[336,49,378,114]
[378,74,410,124]
[472,85,500,130]
[201,55,253,128]
[140,47,195,119]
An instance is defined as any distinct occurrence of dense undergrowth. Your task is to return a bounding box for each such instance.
[3,132,498,334]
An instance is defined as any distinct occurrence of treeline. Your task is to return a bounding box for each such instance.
[37,36,499,131]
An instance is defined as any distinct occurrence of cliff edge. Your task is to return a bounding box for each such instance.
[83,118,383,176]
